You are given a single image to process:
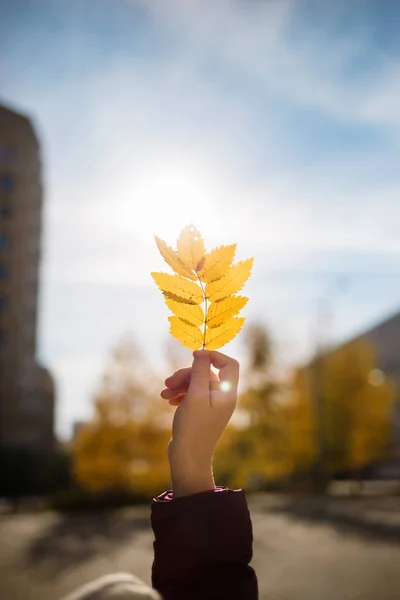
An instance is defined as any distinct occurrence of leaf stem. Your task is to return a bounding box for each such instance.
[197,276,207,349]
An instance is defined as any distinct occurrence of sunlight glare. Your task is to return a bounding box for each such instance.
[130,167,220,240]
[219,380,232,392]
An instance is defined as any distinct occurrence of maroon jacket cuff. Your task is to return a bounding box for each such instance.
[151,487,258,600]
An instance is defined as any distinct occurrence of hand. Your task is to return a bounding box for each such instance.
[161,350,239,497]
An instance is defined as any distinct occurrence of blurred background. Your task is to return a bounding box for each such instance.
[1,1,400,599]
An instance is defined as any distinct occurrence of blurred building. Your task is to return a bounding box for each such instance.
[0,103,55,451]
[322,311,400,458]
[354,311,400,454]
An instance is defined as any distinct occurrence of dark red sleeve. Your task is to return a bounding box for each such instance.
[151,487,258,600]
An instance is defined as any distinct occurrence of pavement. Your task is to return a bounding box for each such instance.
[1,494,400,600]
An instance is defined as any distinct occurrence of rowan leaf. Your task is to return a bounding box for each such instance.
[177,224,205,271]
[207,296,248,328]
[168,316,203,350]
[205,317,245,350]
[163,291,196,304]
[154,236,197,280]
[152,224,253,350]
[198,244,236,283]
[206,258,254,302]
[151,272,203,304]
[165,297,204,327]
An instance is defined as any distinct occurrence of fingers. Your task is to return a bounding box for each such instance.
[168,392,186,406]
[209,369,219,382]
[161,367,191,406]
[161,362,219,406]
[209,351,239,391]
[161,386,187,400]
[188,350,211,396]
[162,374,218,400]
[165,367,191,390]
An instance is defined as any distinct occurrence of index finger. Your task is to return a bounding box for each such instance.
[209,351,239,389]
[165,367,191,389]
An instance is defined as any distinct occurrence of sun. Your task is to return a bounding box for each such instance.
[127,166,220,240]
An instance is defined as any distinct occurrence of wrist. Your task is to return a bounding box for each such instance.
[168,444,215,498]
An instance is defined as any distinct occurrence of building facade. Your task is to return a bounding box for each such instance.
[316,310,400,459]
[357,311,400,453]
[0,103,55,450]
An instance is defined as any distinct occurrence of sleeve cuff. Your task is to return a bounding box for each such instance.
[153,486,229,504]
[151,487,253,588]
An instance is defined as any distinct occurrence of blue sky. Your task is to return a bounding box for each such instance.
[1,0,400,437]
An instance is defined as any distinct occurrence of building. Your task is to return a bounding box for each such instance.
[350,310,400,453]
[0,103,55,451]
[312,310,400,463]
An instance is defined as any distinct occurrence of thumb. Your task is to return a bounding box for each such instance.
[189,350,211,397]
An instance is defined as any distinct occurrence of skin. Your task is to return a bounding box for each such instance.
[161,350,239,498]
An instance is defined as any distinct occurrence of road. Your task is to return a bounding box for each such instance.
[1,494,400,600]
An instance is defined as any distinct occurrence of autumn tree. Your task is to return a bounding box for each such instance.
[283,368,318,479]
[73,338,171,500]
[215,323,291,489]
[285,339,396,485]
[324,340,396,474]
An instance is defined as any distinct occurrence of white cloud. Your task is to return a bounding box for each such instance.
[135,0,400,129]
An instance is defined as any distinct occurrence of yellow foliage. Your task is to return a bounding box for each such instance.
[284,370,317,473]
[151,272,203,304]
[155,235,197,280]
[207,295,248,328]
[152,224,253,350]
[323,341,395,472]
[286,339,396,476]
[165,296,204,327]
[215,327,396,491]
[177,224,205,271]
[168,316,203,350]
[204,317,245,351]
[213,324,293,490]
[205,259,254,302]
[72,340,171,498]
[198,244,237,283]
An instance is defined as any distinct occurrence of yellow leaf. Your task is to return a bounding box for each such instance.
[151,272,203,304]
[163,291,197,304]
[205,317,245,350]
[177,224,205,271]
[165,297,204,327]
[168,316,203,350]
[207,295,248,328]
[154,235,197,280]
[152,225,253,350]
[198,244,236,283]
[206,259,253,302]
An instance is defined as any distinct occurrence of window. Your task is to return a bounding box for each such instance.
[0,263,8,280]
[0,203,12,218]
[0,173,14,193]
[0,232,10,249]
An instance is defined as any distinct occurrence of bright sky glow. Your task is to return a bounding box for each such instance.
[2,0,400,437]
